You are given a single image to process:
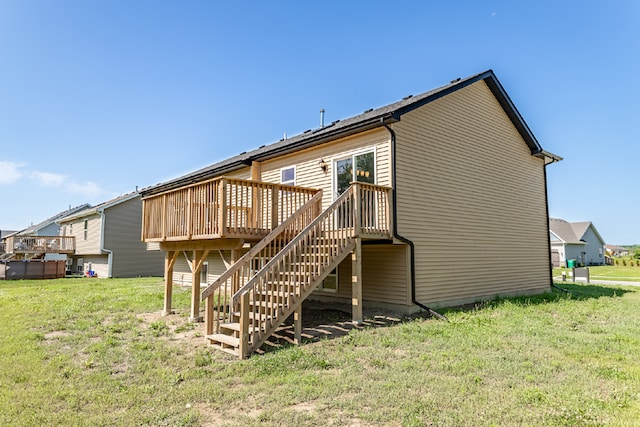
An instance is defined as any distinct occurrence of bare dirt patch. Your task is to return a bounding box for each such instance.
[44,330,71,340]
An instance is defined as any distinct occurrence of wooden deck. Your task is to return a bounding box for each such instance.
[5,236,75,257]
[141,177,320,243]
[199,182,393,358]
[142,178,394,358]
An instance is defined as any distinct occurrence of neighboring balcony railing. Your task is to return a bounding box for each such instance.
[141,177,321,242]
[6,236,76,254]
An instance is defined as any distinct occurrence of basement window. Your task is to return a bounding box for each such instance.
[318,268,338,293]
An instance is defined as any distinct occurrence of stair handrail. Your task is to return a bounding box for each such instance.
[230,184,360,356]
[201,190,323,301]
[231,184,355,303]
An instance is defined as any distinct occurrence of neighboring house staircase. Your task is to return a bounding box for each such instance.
[201,183,386,358]
[0,253,15,261]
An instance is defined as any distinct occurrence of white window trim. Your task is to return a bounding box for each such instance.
[280,166,296,186]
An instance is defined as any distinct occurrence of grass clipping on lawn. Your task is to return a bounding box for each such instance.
[1,277,639,426]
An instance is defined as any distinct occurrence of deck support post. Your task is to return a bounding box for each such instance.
[205,294,214,336]
[239,291,250,359]
[293,304,302,345]
[163,250,179,316]
[351,237,363,326]
[189,249,210,322]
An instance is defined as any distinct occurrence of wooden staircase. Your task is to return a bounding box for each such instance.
[201,185,365,358]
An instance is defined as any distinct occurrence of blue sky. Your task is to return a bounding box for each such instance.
[1,1,639,244]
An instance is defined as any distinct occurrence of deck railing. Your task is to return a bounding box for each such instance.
[5,236,76,254]
[202,182,392,357]
[141,177,320,242]
[202,191,323,338]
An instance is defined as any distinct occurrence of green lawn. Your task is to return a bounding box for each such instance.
[554,265,640,282]
[1,277,640,426]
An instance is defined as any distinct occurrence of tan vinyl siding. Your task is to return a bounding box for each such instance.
[225,168,251,180]
[172,250,237,286]
[312,244,409,306]
[393,80,549,306]
[80,255,109,278]
[259,128,391,208]
[103,197,164,277]
[66,214,102,255]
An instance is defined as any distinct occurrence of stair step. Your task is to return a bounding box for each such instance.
[232,311,272,321]
[250,300,286,309]
[221,322,262,333]
[207,333,240,348]
[257,289,296,298]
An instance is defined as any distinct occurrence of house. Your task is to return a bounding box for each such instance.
[604,244,628,257]
[0,230,17,258]
[2,205,89,261]
[140,69,561,358]
[549,218,606,267]
[58,192,164,278]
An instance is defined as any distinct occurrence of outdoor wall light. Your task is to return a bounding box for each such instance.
[318,159,328,173]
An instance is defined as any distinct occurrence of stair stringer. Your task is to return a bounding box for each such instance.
[244,238,356,356]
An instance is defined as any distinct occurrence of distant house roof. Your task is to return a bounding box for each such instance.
[141,69,561,197]
[8,204,92,237]
[0,230,18,239]
[604,244,628,251]
[549,218,605,245]
[58,192,139,222]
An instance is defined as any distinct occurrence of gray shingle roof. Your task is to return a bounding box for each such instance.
[141,69,545,197]
[13,204,92,236]
[57,192,139,222]
[549,218,592,244]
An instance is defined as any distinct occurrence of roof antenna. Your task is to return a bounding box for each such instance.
[320,108,325,127]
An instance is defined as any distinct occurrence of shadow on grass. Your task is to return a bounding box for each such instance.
[552,282,636,299]
[256,282,636,355]
[257,301,404,355]
[439,282,636,317]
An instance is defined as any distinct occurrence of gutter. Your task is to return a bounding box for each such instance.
[383,121,447,321]
[542,153,562,287]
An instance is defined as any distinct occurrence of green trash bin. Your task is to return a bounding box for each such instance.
[567,259,576,268]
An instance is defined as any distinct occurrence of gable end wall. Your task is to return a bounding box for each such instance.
[104,197,164,277]
[393,80,550,306]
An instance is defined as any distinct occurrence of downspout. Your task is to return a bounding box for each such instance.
[99,209,113,278]
[542,156,569,294]
[383,121,447,321]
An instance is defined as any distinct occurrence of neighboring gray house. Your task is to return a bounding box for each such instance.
[58,192,164,278]
[6,204,90,239]
[549,218,606,267]
[3,205,90,260]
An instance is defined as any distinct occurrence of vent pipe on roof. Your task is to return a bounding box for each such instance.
[320,108,325,127]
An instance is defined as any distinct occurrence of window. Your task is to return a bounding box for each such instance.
[76,258,84,273]
[334,150,375,197]
[318,267,338,292]
[281,166,296,186]
[83,220,88,240]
